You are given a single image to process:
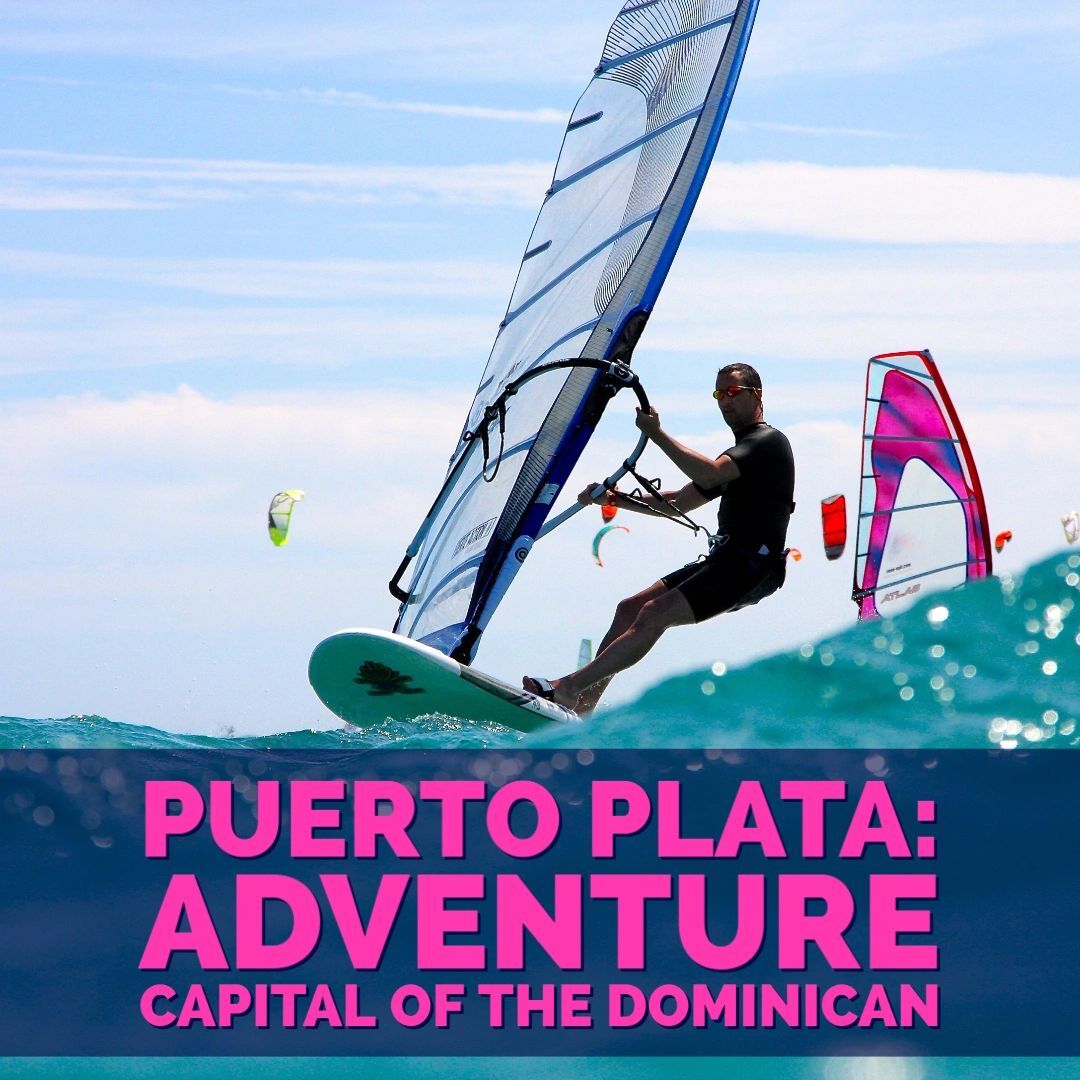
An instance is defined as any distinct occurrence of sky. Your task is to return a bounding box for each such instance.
[2,0,1078,735]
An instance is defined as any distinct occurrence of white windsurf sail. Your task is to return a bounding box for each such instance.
[390,0,761,662]
[853,351,992,621]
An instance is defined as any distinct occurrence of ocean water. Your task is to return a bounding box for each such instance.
[2,549,1078,1079]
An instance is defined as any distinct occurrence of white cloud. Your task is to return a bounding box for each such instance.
[652,244,1080,365]
[0,2,607,80]
[0,148,549,211]
[0,299,496,376]
[2,384,463,502]
[0,385,464,730]
[7,151,1078,254]
[696,161,1080,245]
[0,248,512,301]
[733,120,907,140]
[753,0,1080,79]
[1,386,468,622]
[3,240,1077,379]
[217,85,566,125]
[0,186,170,211]
[2,2,1077,80]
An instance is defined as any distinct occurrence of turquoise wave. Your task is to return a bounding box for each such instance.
[555,547,1079,749]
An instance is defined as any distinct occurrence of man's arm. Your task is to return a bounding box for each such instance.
[578,480,709,519]
[635,407,741,488]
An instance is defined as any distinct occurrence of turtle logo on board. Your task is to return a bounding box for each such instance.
[353,661,425,696]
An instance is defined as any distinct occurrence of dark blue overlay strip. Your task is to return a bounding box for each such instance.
[0,748,1077,1057]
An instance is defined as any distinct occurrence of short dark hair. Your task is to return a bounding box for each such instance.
[717,362,761,390]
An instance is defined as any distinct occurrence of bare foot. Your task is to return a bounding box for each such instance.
[523,676,578,711]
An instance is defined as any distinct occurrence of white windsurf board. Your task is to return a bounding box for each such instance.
[308,628,578,733]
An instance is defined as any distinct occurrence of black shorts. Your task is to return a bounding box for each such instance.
[661,545,786,623]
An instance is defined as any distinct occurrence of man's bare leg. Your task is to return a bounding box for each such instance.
[573,580,670,713]
[525,580,665,711]
[526,586,695,710]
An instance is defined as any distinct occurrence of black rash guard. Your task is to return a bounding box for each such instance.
[693,422,795,554]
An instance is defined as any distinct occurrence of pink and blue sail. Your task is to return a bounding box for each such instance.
[853,351,992,621]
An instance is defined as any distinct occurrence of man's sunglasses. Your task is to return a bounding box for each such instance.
[713,385,758,400]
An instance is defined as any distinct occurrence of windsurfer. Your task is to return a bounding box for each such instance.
[524,363,795,714]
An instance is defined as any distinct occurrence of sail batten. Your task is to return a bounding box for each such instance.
[859,495,980,519]
[550,106,702,195]
[502,206,661,327]
[567,111,604,132]
[861,434,964,444]
[393,0,760,662]
[598,13,737,74]
[868,358,936,380]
